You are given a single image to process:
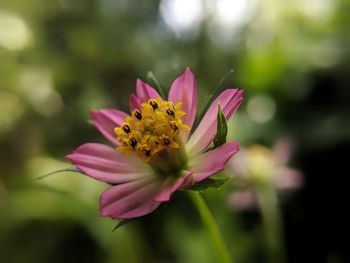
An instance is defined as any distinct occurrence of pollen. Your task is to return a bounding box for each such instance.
[114,98,190,162]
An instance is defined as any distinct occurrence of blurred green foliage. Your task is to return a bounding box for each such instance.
[0,0,349,262]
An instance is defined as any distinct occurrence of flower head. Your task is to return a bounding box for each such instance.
[66,68,243,219]
[227,138,303,210]
[114,98,189,165]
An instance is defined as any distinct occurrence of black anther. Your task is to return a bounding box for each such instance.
[134,110,142,120]
[129,137,137,148]
[149,100,158,110]
[122,124,131,134]
[166,108,175,117]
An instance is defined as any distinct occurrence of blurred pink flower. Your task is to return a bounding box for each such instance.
[67,68,243,219]
[227,139,303,210]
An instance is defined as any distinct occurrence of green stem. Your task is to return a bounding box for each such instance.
[256,186,286,263]
[188,191,232,263]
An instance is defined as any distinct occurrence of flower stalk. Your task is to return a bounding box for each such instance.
[256,186,286,263]
[188,191,232,263]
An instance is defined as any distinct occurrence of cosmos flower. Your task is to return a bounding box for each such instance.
[227,139,303,210]
[66,68,243,219]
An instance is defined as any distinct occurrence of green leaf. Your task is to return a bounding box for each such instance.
[147,71,166,99]
[35,167,81,180]
[192,69,234,131]
[111,218,136,233]
[188,174,231,192]
[213,105,228,149]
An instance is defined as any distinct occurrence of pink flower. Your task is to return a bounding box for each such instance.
[227,138,303,210]
[66,68,243,219]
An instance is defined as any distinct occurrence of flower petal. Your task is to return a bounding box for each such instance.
[129,94,141,112]
[189,141,240,183]
[99,178,161,219]
[153,172,192,202]
[276,168,303,190]
[90,109,128,145]
[228,190,257,210]
[136,79,161,103]
[66,143,150,184]
[168,67,198,129]
[187,89,243,156]
[272,138,293,166]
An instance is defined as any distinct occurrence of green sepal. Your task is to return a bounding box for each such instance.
[111,218,136,233]
[188,174,231,192]
[212,105,228,149]
[146,71,166,99]
[36,167,81,180]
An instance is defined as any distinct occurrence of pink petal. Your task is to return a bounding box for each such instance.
[168,67,198,129]
[99,177,161,219]
[228,190,257,210]
[189,141,240,182]
[187,89,244,156]
[275,168,303,190]
[135,79,161,103]
[90,109,128,145]
[153,172,192,202]
[129,94,141,112]
[272,138,294,166]
[66,143,150,184]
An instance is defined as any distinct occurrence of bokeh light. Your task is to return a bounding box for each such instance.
[246,95,276,124]
[160,0,203,37]
[0,11,31,50]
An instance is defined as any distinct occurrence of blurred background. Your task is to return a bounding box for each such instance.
[0,0,349,262]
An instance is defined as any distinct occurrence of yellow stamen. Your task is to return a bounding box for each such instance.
[114,97,190,162]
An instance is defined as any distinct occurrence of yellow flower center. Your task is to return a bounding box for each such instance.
[114,98,190,162]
